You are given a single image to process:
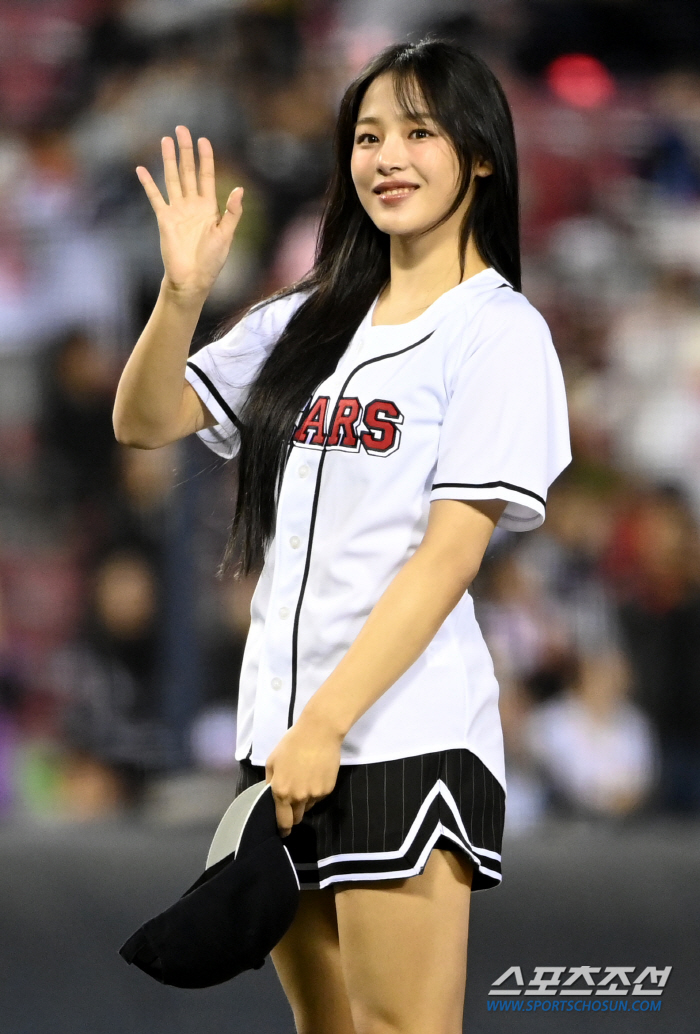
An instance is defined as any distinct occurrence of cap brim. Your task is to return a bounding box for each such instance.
[206,780,270,869]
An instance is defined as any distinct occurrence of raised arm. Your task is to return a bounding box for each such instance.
[113,126,244,449]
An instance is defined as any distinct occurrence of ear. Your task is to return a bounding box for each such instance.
[473,159,494,178]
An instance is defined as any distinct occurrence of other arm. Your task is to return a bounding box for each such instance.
[266,496,506,835]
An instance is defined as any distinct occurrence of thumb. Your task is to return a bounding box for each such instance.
[220,186,244,228]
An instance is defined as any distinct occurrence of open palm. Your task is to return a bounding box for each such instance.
[136,125,243,296]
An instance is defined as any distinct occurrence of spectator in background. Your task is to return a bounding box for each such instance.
[189,570,259,774]
[525,614,658,820]
[0,129,128,354]
[476,474,658,827]
[108,442,176,555]
[198,570,257,713]
[476,547,573,704]
[607,484,700,813]
[233,10,336,239]
[54,546,172,813]
[604,265,700,516]
[640,70,700,202]
[475,540,575,831]
[39,329,119,512]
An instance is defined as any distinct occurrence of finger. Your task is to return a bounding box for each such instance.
[275,800,294,838]
[197,136,216,200]
[219,186,244,230]
[161,135,182,201]
[175,125,198,197]
[291,802,306,826]
[135,166,167,214]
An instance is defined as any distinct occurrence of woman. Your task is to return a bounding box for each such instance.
[114,38,571,1034]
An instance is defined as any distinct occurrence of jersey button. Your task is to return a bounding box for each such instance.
[271,677,282,691]
[298,464,310,478]
[289,535,301,549]
[278,606,290,619]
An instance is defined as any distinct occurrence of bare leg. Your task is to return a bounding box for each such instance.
[334,850,473,1034]
[270,888,357,1034]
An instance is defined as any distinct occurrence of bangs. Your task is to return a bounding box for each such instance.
[391,69,433,123]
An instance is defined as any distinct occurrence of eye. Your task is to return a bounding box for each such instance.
[355,132,379,145]
[409,127,434,139]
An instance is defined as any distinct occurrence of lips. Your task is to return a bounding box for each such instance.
[372,180,419,197]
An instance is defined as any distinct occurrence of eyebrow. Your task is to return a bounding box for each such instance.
[354,111,433,128]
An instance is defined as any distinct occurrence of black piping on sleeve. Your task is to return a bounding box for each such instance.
[186,361,244,432]
[431,480,546,509]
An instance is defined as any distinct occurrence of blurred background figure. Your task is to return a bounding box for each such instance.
[0,0,699,837]
[609,484,700,813]
[525,627,658,820]
[38,329,120,517]
[54,545,168,814]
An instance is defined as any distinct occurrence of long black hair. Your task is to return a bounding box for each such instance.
[224,37,521,576]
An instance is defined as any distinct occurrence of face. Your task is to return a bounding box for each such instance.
[350,72,492,239]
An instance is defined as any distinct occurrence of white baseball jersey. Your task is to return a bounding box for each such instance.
[185,266,572,792]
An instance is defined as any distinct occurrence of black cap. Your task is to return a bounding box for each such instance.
[118,781,300,988]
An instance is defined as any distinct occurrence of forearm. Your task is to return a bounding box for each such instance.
[300,542,478,739]
[113,280,207,447]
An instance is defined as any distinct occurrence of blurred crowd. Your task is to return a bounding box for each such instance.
[1,0,700,829]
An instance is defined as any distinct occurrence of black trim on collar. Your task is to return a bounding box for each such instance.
[186,361,244,432]
[286,331,435,728]
[432,480,546,509]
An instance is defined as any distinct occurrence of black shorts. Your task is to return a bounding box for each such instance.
[235,748,505,892]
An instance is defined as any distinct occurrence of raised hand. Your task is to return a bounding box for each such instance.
[136,125,243,297]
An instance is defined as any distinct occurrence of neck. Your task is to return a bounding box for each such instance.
[377,212,489,324]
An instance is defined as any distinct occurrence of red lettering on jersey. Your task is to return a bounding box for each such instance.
[293,396,329,445]
[327,396,361,448]
[360,399,403,454]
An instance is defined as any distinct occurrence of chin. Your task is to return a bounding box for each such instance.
[368,206,434,237]
[373,216,435,238]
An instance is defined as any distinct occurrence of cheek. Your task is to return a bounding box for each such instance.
[351,147,378,192]
[417,142,461,194]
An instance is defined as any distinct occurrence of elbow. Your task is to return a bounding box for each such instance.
[114,430,155,449]
[112,412,163,450]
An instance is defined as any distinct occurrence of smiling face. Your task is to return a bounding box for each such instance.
[350,72,491,240]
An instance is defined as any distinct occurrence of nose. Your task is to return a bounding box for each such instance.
[376,133,408,175]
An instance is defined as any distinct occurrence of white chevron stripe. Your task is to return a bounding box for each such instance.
[302,824,502,889]
[295,778,501,870]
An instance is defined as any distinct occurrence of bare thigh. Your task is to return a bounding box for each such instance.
[270,887,356,1034]
[270,849,473,1034]
[334,849,473,1034]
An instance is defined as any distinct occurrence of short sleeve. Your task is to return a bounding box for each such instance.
[430,295,572,532]
[184,291,307,459]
